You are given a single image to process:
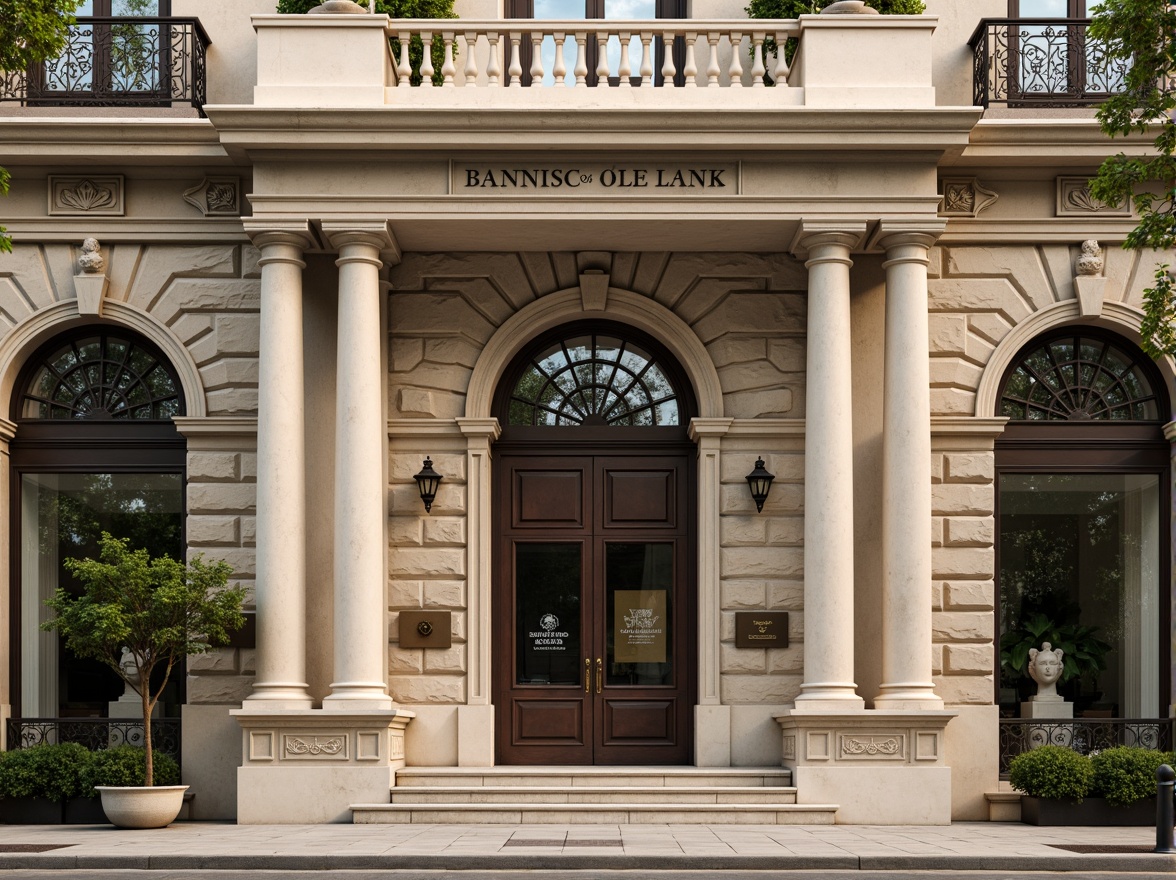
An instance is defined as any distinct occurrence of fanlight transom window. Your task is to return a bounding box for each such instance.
[1000,333,1161,421]
[509,333,680,426]
[20,332,182,420]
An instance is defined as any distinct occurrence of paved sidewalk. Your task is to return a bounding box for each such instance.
[0,821,1172,872]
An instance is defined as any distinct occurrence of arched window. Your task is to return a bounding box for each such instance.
[10,326,186,724]
[18,330,182,421]
[995,327,1171,733]
[506,330,682,427]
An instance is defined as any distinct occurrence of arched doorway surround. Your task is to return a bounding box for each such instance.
[992,323,1173,725]
[491,322,697,764]
[458,287,726,765]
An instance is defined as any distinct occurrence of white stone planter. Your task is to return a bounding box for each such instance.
[95,785,188,829]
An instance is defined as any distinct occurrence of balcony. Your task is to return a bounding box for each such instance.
[970,18,1130,109]
[0,17,210,116]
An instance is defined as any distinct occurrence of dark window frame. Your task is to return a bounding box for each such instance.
[994,327,1172,716]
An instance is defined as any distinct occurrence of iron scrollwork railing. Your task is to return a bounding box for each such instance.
[969,18,1130,109]
[998,717,1174,777]
[0,17,209,116]
[5,718,182,769]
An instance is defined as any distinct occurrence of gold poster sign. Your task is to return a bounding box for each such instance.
[614,590,667,663]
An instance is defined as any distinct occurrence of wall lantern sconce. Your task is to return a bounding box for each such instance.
[414,458,443,513]
[745,457,775,513]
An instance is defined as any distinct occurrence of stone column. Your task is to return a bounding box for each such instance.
[792,224,865,711]
[0,417,15,744]
[245,224,316,708]
[322,222,400,710]
[875,223,944,710]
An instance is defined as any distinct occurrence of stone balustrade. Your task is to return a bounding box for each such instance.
[386,19,801,89]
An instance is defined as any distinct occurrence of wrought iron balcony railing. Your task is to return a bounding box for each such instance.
[998,717,1173,777]
[0,17,209,116]
[6,717,182,769]
[969,18,1129,109]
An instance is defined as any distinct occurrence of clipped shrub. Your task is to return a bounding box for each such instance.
[1090,746,1170,807]
[84,747,180,794]
[0,743,95,802]
[1008,746,1092,802]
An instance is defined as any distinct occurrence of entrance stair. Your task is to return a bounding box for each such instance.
[351,766,838,824]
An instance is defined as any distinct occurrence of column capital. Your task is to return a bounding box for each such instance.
[0,417,17,444]
[789,221,868,261]
[688,417,734,442]
[244,220,319,253]
[321,220,402,265]
[456,417,502,442]
[871,220,945,262]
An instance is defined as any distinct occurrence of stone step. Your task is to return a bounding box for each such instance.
[388,785,799,805]
[351,802,837,825]
[393,766,793,789]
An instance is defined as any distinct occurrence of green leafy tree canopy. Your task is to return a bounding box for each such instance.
[0,0,83,253]
[1088,0,1176,357]
[42,533,245,786]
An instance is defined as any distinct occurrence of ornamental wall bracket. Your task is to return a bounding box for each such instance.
[939,178,998,218]
[49,176,124,217]
[1056,177,1131,217]
[183,177,241,216]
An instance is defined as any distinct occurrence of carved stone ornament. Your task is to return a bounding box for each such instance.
[1027,642,1064,701]
[841,736,901,757]
[183,178,240,216]
[78,238,106,275]
[1076,240,1104,277]
[1056,177,1131,217]
[308,0,368,11]
[821,0,879,12]
[939,178,999,218]
[285,735,346,757]
[49,175,125,217]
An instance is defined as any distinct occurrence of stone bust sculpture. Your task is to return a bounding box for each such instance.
[1028,642,1064,700]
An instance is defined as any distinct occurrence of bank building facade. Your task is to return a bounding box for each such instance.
[0,0,1171,825]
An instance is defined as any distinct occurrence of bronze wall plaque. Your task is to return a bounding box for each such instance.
[734,612,789,649]
[398,611,452,649]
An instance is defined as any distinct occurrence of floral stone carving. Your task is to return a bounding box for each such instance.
[183,178,240,216]
[940,178,998,218]
[49,176,125,216]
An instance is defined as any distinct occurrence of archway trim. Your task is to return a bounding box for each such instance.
[0,300,207,419]
[464,287,724,421]
[974,300,1176,420]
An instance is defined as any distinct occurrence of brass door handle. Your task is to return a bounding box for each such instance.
[585,658,591,693]
[595,658,602,694]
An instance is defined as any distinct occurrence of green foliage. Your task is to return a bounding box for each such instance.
[42,532,245,785]
[1008,746,1093,801]
[1089,0,1176,357]
[85,746,179,793]
[0,744,95,802]
[998,612,1111,686]
[276,0,457,86]
[0,0,83,252]
[1090,746,1172,806]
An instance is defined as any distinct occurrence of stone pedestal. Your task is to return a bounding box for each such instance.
[775,709,956,824]
[1021,698,1073,719]
[233,708,413,823]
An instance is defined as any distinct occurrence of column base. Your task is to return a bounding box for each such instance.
[874,685,944,711]
[323,683,395,711]
[232,707,414,823]
[775,709,956,824]
[791,692,865,714]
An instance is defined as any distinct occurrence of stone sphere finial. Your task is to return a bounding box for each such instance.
[1077,239,1103,276]
[78,238,106,275]
[307,0,368,12]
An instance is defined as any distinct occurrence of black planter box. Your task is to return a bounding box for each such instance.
[0,798,64,824]
[1022,795,1157,826]
[63,797,106,824]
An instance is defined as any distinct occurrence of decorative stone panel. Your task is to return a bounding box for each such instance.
[48,175,125,216]
[1055,177,1130,217]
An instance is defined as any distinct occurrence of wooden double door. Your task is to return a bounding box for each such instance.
[493,449,694,764]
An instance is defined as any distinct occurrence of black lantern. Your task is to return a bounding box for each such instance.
[413,458,443,513]
[745,457,775,513]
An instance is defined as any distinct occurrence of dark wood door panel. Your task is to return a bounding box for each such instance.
[598,457,686,532]
[509,457,592,531]
[602,699,674,742]
[515,699,587,744]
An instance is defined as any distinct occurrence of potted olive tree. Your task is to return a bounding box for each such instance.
[42,532,245,829]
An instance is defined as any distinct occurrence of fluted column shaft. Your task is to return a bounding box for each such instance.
[323,225,398,710]
[876,228,944,709]
[247,228,313,708]
[795,228,864,710]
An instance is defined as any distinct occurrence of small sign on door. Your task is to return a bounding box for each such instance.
[614,590,667,663]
